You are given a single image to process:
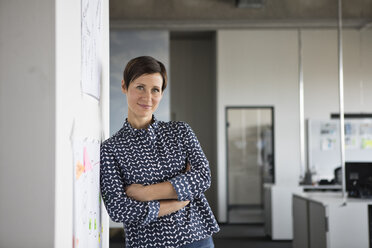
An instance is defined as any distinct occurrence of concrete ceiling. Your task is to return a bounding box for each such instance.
[110,0,372,29]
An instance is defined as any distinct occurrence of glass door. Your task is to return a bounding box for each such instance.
[226,107,274,223]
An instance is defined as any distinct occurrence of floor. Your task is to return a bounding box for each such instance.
[109,224,292,248]
[213,224,292,248]
[228,207,264,223]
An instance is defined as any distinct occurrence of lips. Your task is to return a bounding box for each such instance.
[138,103,152,109]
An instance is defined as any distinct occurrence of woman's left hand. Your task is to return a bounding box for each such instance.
[125,184,149,202]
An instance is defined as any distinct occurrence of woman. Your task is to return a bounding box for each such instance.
[100,56,220,248]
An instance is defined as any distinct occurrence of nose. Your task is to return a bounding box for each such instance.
[142,89,152,102]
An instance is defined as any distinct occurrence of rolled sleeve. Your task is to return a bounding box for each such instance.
[169,174,192,201]
[143,200,160,224]
[100,141,160,227]
[169,123,212,201]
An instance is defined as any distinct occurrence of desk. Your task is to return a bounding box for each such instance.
[292,192,372,248]
[301,185,342,191]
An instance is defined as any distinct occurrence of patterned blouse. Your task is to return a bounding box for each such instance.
[100,116,220,248]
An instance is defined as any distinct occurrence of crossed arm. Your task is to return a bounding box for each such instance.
[100,122,211,226]
[125,164,191,217]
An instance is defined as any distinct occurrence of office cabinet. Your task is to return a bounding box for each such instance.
[264,184,302,240]
[308,201,327,248]
[293,193,371,248]
[292,196,309,248]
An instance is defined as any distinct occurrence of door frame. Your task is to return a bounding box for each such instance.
[225,106,275,223]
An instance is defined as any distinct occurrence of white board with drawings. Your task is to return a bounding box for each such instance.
[73,0,104,246]
[72,138,102,248]
[307,119,372,182]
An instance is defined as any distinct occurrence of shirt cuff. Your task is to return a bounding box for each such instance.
[143,200,160,225]
[169,175,191,201]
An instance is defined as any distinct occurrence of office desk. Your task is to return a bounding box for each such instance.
[301,185,342,191]
[292,192,371,248]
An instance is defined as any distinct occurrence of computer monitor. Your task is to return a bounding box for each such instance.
[345,162,372,198]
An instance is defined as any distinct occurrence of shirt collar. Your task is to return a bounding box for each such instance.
[122,115,159,136]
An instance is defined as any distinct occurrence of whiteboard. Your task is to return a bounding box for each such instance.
[307,119,372,181]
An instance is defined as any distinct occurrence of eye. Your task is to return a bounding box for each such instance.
[152,88,160,93]
[136,85,144,90]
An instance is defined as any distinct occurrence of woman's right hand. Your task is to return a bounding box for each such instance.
[158,199,190,217]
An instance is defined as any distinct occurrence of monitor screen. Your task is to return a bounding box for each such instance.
[345,162,372,198]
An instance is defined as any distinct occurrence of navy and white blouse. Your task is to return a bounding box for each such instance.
[100,116,220,248]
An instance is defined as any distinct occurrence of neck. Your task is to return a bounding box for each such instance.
[127,113,153,129]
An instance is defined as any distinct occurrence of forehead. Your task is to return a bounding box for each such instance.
[132,73,162,87]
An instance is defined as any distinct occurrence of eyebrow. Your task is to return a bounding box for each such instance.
[134,83,161,89]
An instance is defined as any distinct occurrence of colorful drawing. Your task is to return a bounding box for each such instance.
[72,138,102,248]
[362,138,372,149]
[76,161,84,180]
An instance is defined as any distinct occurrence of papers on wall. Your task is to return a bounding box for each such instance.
[360,122,372,135]
[321,138,336,151]
[308,119,372,182]
[320,123,337,135]
[362,137,372,149]
[319,123,337,151]
[81,0,102,100]
[344,123,358,150]
[72,138,102,248]
[345,136,358,150]
[319,121,372,150]
[344,122,357,136]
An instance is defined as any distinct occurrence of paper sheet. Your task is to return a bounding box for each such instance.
[72,138,102,248]
[81,0,102,100]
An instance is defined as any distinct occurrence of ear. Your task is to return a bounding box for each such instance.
[121,79,127,94]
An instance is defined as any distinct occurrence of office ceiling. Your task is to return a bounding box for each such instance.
[110,0,372,29]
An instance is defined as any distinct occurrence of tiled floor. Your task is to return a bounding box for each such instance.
[109,224,292,248]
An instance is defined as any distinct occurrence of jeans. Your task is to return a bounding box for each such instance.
[179,237,214,248]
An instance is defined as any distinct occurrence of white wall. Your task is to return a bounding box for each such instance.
[216,29,372,222]
[303,29,372,119]
[0,0,110,247]
[217,30,300,221]
[0,1,56,247]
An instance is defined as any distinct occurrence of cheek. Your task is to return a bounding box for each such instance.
[153,95,162,105]
[127,91,139,103]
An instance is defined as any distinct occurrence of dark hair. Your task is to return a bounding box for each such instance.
[123,56,167,91]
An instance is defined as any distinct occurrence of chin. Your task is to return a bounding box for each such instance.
[136,111,154,118]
